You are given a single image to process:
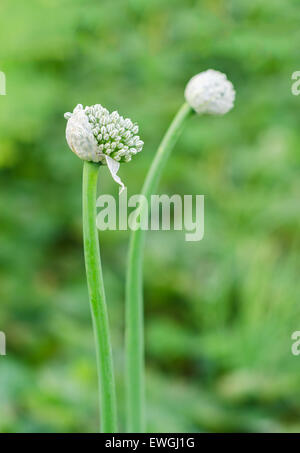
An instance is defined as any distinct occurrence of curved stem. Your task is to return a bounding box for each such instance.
[82,161,118,433]
[125,103,193,432]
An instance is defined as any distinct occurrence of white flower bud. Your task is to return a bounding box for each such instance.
[64,103,144,192]
[184,69,235,115]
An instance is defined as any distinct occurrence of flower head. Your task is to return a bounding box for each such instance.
[184,69,235,115]
[64,104,144,192]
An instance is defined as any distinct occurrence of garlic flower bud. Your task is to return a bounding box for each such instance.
[64,104,144,192]
[184,69,235,115]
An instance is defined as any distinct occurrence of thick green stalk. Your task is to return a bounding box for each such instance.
[125,103,193,432]
[82,161,117,433]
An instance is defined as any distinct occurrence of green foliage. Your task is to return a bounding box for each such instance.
[0,0,300,432]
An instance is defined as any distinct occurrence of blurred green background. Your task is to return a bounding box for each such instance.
[1,0,300,433]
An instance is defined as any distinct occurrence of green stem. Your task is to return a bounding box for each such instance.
[125,103,193,432]
[82,161,118,433]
